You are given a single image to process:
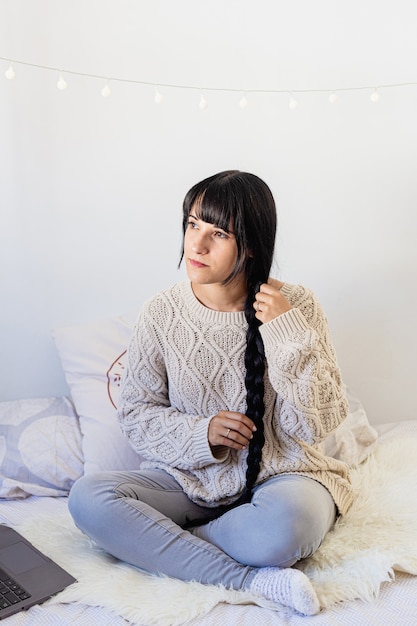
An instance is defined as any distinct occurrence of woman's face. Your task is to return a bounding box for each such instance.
[184,210,239,286]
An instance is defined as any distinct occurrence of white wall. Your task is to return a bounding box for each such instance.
[1,0,416,424]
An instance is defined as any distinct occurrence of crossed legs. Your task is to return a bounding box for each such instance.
[68,469,336,614]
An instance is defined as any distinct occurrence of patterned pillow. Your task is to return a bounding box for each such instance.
[0,396,83,498]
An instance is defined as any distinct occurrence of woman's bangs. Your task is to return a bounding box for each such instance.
[193,189,233,233]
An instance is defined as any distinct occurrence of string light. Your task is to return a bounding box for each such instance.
[289,93,299,110]
[57,73,67,90]
[198,92,208,110]
[154,86,163,104]
[370,88,380,103]
[2,56,416,106]
[5,63,15,80]
[239,93,248,109]
[101,80,111,97]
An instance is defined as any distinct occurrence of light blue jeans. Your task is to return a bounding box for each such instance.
[68,469,336,590]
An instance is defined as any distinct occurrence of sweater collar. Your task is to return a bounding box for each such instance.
[180,281,247,324]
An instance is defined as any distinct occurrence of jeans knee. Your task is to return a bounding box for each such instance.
[245,477,336,567]
[68,473,100,527]
[245,525,300,567]
[239,516,319,568]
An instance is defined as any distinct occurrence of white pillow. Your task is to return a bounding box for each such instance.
[322,386,378,465]
[53,312,142,473]
[0,396,83,498]
[53,311,377,473]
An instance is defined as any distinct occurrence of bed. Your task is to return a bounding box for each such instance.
[1,311,417,625]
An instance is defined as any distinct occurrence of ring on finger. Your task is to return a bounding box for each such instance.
[225,428,231,438]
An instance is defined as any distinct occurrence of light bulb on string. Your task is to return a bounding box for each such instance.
[154,86,164,104]
[370,88,380,103]
[101,80,111,98]
[5,64,15,80]
[289,93,298,110]
[2,54,414,108]
[239,93,248,109]
[198,92,208,110]
[57,73,67,90]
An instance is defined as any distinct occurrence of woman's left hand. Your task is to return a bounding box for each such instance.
[254,279,292,323]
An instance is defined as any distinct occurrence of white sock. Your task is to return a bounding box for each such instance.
[249,567,320,615]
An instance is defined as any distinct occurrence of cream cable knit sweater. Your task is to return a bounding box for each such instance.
[118,281,353,515]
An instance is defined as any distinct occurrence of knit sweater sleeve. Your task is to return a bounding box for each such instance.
[260,285,348,446]
[117,306,226,471]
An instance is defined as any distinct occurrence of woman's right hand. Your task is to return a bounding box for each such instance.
[208,410,257,451]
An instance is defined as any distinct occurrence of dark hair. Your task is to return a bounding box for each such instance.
[180,170,277,510]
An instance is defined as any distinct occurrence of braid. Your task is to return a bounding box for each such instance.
[229,282,266,506]
[192,283,266,517]
[242,289,266,494]
[183,291,266,528]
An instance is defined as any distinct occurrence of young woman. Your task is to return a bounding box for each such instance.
[69,170,353,616]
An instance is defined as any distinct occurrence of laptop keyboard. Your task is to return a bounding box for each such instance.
[0,567,31,610]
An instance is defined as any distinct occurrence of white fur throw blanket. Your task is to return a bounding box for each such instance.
[17,431,417,626]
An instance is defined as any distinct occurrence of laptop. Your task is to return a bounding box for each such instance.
[0,523,76,620]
